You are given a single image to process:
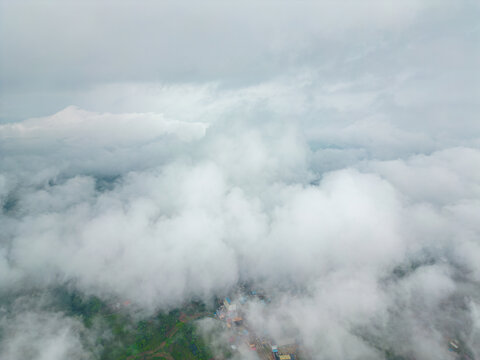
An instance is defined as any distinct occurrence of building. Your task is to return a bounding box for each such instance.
[224,297,237,312]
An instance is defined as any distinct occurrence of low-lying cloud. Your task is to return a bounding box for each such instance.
[1,1,479,358]
[1,89,479,358]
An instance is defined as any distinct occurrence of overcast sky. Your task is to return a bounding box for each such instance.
[1,1,480,359]
[1,0,478,122]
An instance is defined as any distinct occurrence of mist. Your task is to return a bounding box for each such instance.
[1,1,480,359]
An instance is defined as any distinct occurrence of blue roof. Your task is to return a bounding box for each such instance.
[225,297,231,304]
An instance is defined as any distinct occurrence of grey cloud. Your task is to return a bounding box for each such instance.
[1,105,480,358]
[1,1,480,359]
[0,306,95,360]
[1,0,478,121]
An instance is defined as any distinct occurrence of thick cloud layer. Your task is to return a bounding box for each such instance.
[1,1,480,359]
[1,99,480,359]
[1,0,479,121]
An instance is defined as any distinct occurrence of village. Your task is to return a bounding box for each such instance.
[212,288,474,360]
[214,289,299,360]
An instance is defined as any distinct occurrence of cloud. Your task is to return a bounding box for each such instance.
[0,1,479,358]
[0,305,95,360]
[0,106,207,187]
[2,0,478,121]
[1,101,480,358]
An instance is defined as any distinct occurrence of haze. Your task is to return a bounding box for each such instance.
[1,1,480,359]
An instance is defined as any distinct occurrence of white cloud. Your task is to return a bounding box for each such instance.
[0,309,94,360]
[0,1,479,358]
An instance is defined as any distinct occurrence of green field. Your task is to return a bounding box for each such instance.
[54,289,215,360]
